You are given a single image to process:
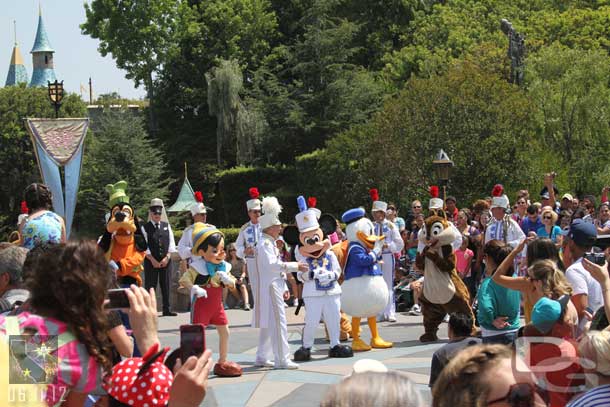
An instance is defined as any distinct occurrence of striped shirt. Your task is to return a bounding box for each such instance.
[568,385,610,407]
[0,312,104,406]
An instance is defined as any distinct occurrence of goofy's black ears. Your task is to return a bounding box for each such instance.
[282,225,300,246]
[319,214,337,237]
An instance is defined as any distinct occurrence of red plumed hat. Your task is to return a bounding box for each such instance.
[249,187,260,199]
[194,191,203,203]
[369,188,379,201]
[20,201,28,214]
[492,184,504,197]
[307,196,317,208]
[429,186,439,198]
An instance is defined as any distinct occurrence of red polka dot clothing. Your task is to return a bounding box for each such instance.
[103,343,173,406]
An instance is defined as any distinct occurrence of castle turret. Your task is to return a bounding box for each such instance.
[29,7,56,87]
[5,22,29,86]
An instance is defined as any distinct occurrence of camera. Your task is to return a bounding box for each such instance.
[584,251,606,266]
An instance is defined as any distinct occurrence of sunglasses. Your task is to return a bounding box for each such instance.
[543,216,552,220]
[487,382,549,406]
[413,205,422,209]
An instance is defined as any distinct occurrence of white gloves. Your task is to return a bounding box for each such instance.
[217,271,235,287]
[316,270,335,286]
[373,238,384,257]
[109,260,119,272]
[191,286,208,299]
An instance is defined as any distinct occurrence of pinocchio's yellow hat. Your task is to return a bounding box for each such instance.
[191,222,224,255]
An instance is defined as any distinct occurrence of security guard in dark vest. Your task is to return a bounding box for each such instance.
[143,198,177,316]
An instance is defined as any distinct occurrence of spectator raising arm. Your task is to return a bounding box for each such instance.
[582,258,610,324]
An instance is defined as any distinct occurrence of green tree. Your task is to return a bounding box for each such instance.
[526,44,610,194]
[81,0,180,131]
[74,110,171,238]
[0,85,86,240]
[303,61,539,213]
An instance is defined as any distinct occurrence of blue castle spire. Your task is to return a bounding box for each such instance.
[5,21,29,86]
[29,7,56,87]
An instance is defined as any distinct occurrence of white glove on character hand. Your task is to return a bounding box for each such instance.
[109,260,119,272]
[217,271,235,287]
[191,286,208,299]
[373,239,384,257]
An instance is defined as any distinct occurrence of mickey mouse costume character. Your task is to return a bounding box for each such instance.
[99,181,148,287]
[340,207,393,352]
[178,223,243,377]
[284,196,353,362]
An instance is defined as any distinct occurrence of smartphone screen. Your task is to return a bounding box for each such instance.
[180,324,205,362]
[105,289,130,310]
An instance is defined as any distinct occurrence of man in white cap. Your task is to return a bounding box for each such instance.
[236,187,263,303]
[484,184,525,248]
[369,189,404,322]
[142,198,177,316]
[253,196,308,369]
[177,191,212,265]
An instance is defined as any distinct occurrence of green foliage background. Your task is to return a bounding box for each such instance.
[5,0,610,238]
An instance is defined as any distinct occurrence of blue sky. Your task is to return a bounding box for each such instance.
[3,0,146,100]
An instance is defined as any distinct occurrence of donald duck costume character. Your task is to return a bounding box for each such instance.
[340,208,393,352]
[370,188,404,322]
[178,223,243,377]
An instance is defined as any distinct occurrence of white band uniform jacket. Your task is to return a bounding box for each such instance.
[252,233,298,329]
[296,250,342,297]
[375,219,404,255]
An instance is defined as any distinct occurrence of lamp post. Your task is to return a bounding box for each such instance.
[432,149,454,206]
[47,80,64,118]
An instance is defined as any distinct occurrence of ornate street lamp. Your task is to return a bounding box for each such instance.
[432,149,454,204]
[47,80,64,118]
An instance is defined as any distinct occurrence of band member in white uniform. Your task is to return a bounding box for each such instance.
[236,187,262,310]
[177,192,211,266]
[253,196,308,369]
[369,189,404,322]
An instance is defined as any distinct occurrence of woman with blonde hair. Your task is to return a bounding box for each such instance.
[492,237,570,324]
[432,344,548,407]
[537,208,562,246]
[567,330,610,406]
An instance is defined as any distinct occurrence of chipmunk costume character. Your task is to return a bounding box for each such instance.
[284,196,353,361]
[178,223,243,377]
[415,187,474,342]
[99,181,147,287]
[340,208,393,352]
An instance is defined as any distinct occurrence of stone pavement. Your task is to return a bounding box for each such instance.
[157,306,449,407]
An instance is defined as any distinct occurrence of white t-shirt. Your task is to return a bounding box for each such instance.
[565,257,603,331]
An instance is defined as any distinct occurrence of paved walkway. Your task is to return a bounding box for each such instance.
[157,306,448,407]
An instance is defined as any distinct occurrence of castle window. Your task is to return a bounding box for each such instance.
[45,55,48,65]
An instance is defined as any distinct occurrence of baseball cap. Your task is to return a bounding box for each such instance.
[562,193,574,201]
[567,219,597,247]
[446,196,457,203]
[531,297,561,334]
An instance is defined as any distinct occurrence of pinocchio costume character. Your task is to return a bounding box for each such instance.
[284,196,353,362]
[99,181,147,287]
[178,223,243,377]
[415,186,474,342]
